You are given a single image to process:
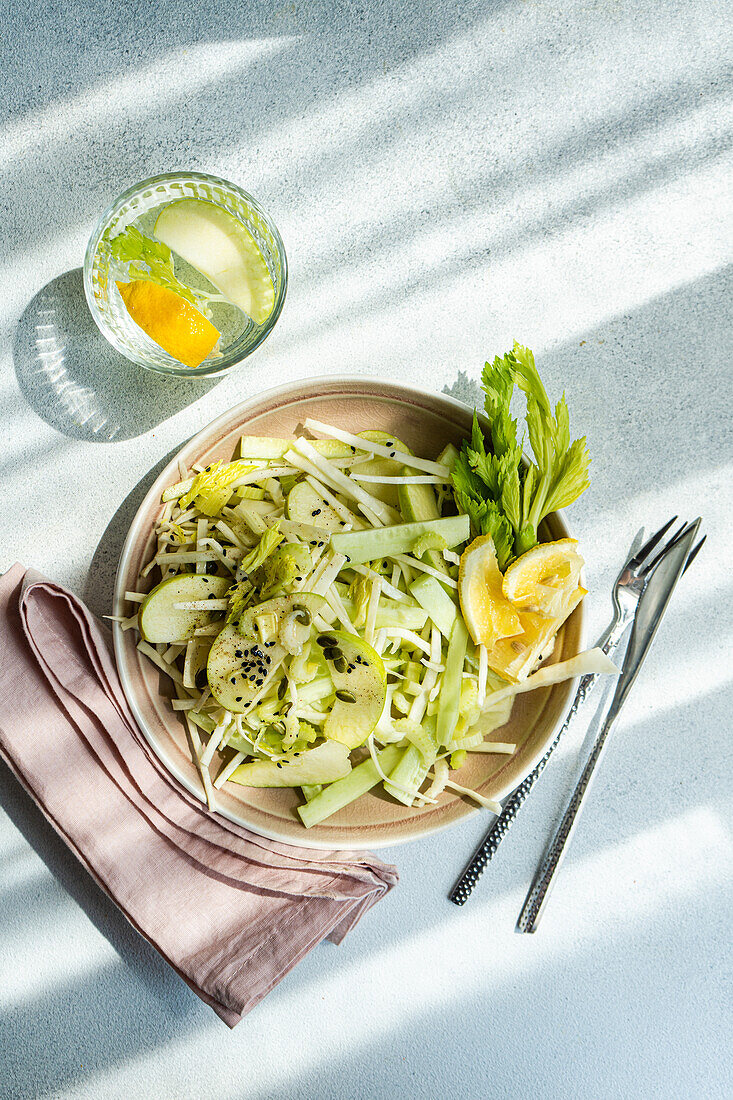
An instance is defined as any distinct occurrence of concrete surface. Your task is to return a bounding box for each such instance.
[1,2,731,1098]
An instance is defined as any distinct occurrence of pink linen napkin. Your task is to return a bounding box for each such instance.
[0,564,397,1026]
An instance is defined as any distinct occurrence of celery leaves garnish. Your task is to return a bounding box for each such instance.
[179,459,256,515]
[240,523,284,576]
[108,225,202,307]
[225,525,285,626]
[451,343,591,567]
[225,580,254,625]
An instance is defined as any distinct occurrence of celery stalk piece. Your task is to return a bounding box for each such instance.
[409,574,458,639]
[239,436,353,461]
[297,745,403,827]
[301,784,323,801]
[436,442,460,471]
[186,710,217,735]
[330,515,470,565]
[383,745,430,806]
[384,714,438,804]
[436,617,469,747]
[397,474,449,575]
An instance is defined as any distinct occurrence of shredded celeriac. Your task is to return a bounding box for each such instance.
[126,426,606,829]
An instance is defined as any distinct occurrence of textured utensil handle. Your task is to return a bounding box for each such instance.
[516,709,616,932]
[449,671,600,905]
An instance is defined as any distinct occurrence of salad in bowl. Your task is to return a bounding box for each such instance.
[114,345,615,829]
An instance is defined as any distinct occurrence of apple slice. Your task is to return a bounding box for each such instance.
[206,594,327,712]
[322,631,387,750]
[153,199,275,325]
[206,624,286,713]
[138,574,230,643]
[228,740,352,788]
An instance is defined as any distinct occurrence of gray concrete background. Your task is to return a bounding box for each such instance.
[1,2,731,1098]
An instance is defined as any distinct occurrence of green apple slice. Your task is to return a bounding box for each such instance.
[228,740,352,788]
[206,593,327,712]
[153,198,276,325]
[322,631,386,749]
[206,623,285,712]
[138,574,229,643]
[286,481,343,532]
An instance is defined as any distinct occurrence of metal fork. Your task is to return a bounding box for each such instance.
[516,517,701,931]
[449,519,705,905]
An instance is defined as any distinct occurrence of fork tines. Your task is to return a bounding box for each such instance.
[643,519,703,576]
[627,516,677,572]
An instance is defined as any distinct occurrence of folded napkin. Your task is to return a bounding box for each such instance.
[0,565,397,1026]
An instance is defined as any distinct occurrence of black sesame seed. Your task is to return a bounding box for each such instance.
[235,696,242,702]
[389,451,396,457]
[276,761,283,768]
[256,679,264,686]
[235,650,243,658]
[311,508,322,516]
[230,677,237,684]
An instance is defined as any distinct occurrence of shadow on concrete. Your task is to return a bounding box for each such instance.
[13,269,218,443]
